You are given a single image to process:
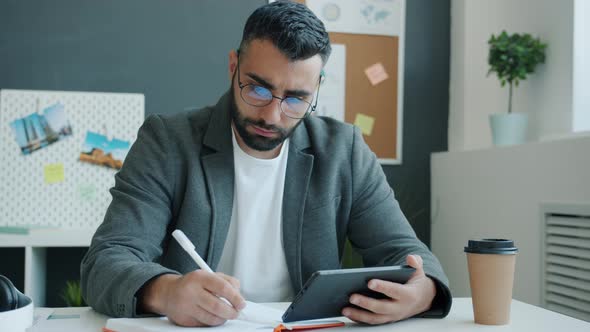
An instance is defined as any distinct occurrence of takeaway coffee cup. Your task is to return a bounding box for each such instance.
[464,239,518,325]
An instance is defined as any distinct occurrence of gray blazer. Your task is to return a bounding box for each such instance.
[81,92,451,318]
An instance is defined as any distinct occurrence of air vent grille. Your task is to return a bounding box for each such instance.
[543,214,590,322]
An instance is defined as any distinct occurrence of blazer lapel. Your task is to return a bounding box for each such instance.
[282,121,313,292]
[200,92,235,269]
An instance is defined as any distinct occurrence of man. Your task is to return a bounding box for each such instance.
[81,0,451,327]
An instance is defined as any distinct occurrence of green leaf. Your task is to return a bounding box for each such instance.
[60,280,87,307]
[487,30,546,111]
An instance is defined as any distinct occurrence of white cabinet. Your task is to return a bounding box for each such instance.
[0,228,94,306]
[430,136,590,306]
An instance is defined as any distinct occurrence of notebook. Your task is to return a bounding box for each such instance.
[103,302,344,332]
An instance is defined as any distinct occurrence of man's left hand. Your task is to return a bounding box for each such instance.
[341,254,436,325]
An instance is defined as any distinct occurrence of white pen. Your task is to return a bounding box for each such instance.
[171,229,282,326]
[172,229,214,273]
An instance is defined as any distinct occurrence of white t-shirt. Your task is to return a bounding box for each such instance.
[216,129,294,302]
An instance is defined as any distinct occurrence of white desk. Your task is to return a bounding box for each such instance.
[27,298,589,331]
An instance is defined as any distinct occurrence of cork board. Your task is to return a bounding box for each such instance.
[331,33,400,163]
[300,0,404,164]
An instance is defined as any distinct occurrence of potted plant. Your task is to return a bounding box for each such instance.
[487,31,547,146]
[60,280,86,307]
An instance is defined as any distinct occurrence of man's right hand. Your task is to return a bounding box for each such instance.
[139,270,246,327]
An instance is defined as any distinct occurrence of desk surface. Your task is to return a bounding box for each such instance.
[28,298,589,331]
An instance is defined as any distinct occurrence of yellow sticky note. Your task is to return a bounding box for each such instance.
[364,62,389,86]
[44,164,65,184]
[354,113,375,136]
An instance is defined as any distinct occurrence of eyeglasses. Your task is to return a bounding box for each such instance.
[236,53,322,119]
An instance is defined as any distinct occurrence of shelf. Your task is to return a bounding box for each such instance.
[0,228,96,306]
[0,228,95,247]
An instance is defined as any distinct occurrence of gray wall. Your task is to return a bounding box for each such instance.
[0,0,260,115]
[0,0,449,306]
[386,0,450,244]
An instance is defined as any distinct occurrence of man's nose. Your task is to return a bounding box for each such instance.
[258,98,283,125]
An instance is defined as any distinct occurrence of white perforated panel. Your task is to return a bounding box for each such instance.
[0,89,144,229]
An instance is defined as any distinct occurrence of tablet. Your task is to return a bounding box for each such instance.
[282,265,416,322]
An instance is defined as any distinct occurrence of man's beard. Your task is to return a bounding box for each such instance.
[229,81,303,152]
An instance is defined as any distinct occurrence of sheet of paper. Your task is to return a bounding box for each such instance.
[354,113,376,136]
[239,301,283,325]
[44,163,65,184]
[106,317,269,332]
[106,301,283,332]
[307,0,403,37]
[314,44,346,122]
[364,62,389,86]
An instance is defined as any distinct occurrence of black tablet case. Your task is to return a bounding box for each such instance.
[282,265,416,322]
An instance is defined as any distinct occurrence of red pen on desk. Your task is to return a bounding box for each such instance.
[274,321,345,332]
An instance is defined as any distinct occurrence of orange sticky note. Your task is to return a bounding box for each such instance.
[354,113,375,136]
[364,62,389,86]
[44,163,65,184]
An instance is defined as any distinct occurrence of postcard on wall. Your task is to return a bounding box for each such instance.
[307,0,404,37]
[9,102,73,155]
[79,131,130,170]
[314,43,346,122]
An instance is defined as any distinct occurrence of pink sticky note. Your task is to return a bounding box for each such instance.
[364,62,389,86]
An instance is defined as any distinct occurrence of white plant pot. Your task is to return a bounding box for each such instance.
[489,112,528,146]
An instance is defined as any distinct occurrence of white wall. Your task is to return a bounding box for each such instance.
[439,0,590,309]
[573,0,590,132]
[431,136,590,305]
[449,0,574,151]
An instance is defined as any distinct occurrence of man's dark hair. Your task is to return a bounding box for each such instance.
[240,0,331,64]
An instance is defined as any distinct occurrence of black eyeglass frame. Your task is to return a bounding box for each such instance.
[236,52,322,119]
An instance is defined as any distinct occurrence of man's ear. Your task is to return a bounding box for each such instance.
[228,50,238,81]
